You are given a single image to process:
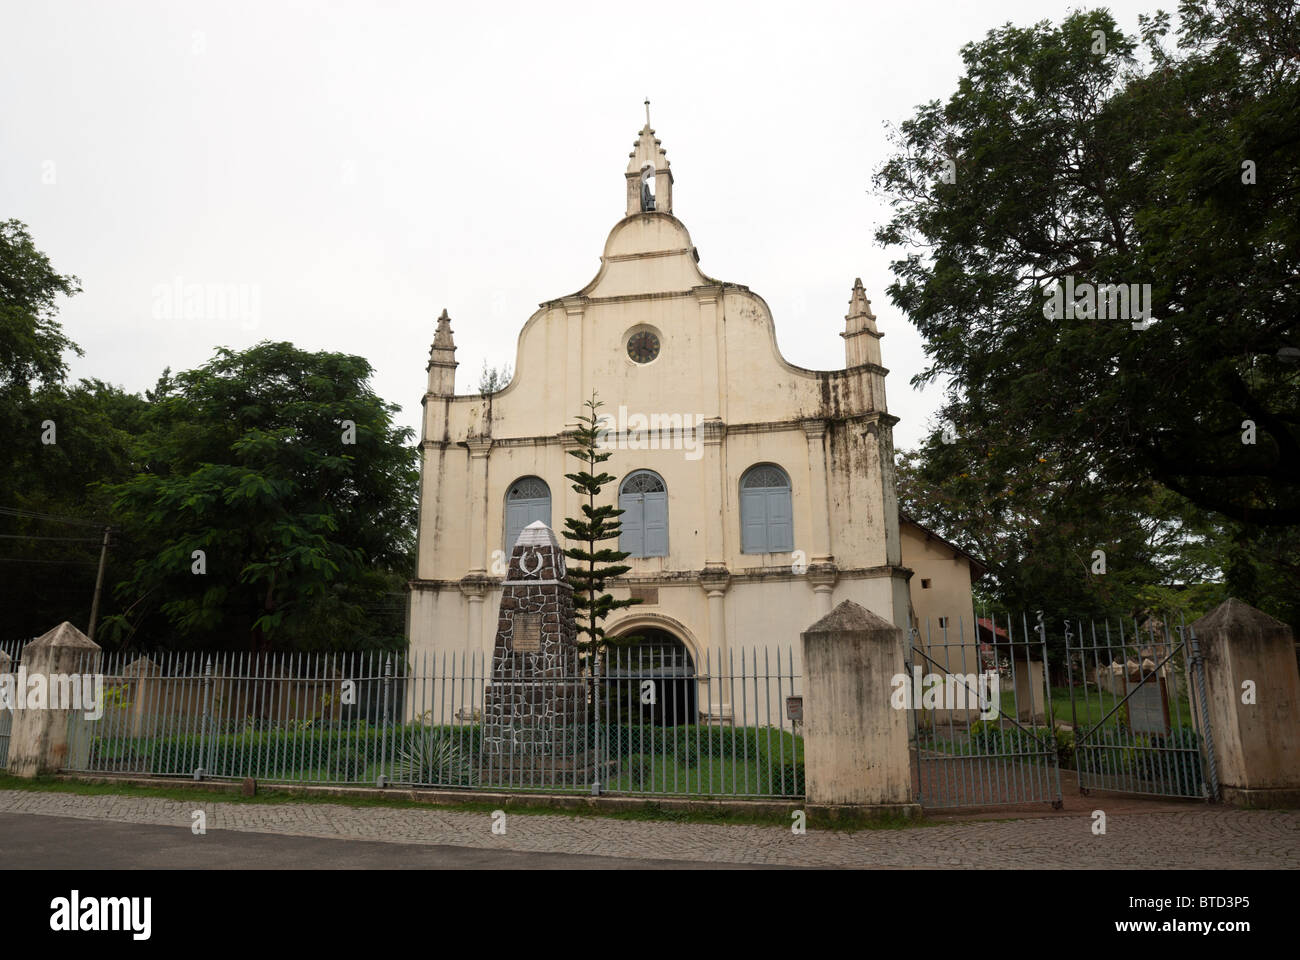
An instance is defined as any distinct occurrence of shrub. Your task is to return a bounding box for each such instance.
[394,729,476,786]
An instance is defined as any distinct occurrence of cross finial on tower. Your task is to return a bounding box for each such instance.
[645,98,651,127]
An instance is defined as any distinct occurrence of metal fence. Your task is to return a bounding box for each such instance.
[0,639,20,769]
[1064,617,1216,800]
[907,612,1216,808]
[907,614,1063,808]
[55,644,803,799]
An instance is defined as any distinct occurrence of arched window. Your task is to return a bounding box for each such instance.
[504,476,550,551]
[619,470,667,558]
[740,464,794,554]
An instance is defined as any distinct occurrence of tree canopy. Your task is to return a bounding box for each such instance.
[878,1,1300,627]
[103,342,419,651]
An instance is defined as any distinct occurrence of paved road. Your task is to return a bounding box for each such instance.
[0,813,755,869]
[0,790,1296,868]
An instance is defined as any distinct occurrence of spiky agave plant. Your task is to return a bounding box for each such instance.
[394,729,476,786]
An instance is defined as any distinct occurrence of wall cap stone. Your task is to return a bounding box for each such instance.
[26,621,99,652]
[1192,597,1291,638]
[803,600,895,636]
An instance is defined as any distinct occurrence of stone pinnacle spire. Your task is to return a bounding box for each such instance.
[433,308,455,349]
[846,278,877,325]
[427,308,458,396]
[842,278,883,367]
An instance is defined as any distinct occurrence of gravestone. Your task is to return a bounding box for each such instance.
[1124,671,1170,735]
[481,521,590,783]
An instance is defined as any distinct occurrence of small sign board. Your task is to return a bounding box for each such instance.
[786,696,803,723]
[514,614,542,653]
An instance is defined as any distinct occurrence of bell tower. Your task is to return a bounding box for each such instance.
[625,100,673,217]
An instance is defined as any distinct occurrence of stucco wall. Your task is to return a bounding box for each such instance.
[410,205,915,668]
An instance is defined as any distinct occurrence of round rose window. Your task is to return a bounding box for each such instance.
[627,329,661,364]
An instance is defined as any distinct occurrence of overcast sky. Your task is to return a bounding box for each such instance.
[2,0,1165,452]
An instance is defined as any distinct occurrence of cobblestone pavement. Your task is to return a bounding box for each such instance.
[0,790,1296,868]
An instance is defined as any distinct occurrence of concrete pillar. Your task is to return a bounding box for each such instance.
[701,419,727,567]
[1191,599,1300,807]
[800,601,918,814]
[808,565,837,620]
[694,287,721,419]
[801,419,833,564]
[459,579,489,662]
[8,622,101,777]
[562,299,586,429]
[466,438,492,574]
[700,569,730,719]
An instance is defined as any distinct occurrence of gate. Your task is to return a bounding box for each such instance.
[1064,618,1217,800]
[908,615,1063,808]
[0,639,21,770]
[0,700,10,770]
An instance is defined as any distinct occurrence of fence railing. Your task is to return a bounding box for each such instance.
[0,639,22,769]
[1064,617,1213,799]
[54,645,803,799]
[908,614,1063,808]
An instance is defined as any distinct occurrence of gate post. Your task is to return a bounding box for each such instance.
[8,622,101,777]
[800,601,919,818]
[1190,599,1300,808]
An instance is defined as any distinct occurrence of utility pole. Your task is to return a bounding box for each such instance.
[87,525,111,642]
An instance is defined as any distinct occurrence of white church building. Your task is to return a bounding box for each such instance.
[408,111,977,695]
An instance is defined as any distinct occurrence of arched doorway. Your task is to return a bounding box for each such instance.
[604,628,696,727]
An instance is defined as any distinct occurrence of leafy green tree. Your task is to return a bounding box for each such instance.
[0,218,82,406]
[897,445,1227,623]
[874,4,1299,524]
[877,2,1299,627]
[562,393,640,661]
[0,220,150,642]
[103,342,418,651]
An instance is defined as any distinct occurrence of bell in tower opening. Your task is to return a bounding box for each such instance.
[640,162,655,212]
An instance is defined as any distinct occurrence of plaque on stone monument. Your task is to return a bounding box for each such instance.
[514,614,542,653]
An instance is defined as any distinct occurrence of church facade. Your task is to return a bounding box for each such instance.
[409,113,941,701]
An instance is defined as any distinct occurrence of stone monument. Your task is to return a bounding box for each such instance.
[481,521,590,783]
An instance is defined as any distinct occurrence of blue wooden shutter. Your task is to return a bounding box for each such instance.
[767,487,794,552]
[741,488,768,553]
[505,500,530,551]
[528,497,550,532]
[505,491,550,552]
[643,491,668,557]
[619,493,645,557]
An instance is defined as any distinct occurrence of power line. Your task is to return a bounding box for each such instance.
[0,533,102,542]
[0,506,108,528]
[0,557,98,565]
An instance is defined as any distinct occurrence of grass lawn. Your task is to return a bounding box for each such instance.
[604,754,803,797]
[1045,686,1195,731]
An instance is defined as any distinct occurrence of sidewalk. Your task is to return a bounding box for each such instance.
[1,789,1296,868]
